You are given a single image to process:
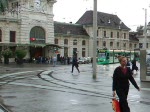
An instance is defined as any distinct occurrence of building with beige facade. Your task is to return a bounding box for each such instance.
[54,11,139,58]
[0,1,139,62]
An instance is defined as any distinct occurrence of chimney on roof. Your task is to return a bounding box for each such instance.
[69,22,72,24]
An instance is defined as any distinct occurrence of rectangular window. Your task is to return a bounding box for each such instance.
[111,32,113,38]
[124,33,126,39]
[10,31,16,42]
[123,43,126,48]
[117,32,119,38]
[134,44,137,48]
[82,48,86,57]
[55,39,58,44]
[147,43,148,48]
[97,41,99,46]
[64,39,68,45]
[117,42,119,47]
[103,31,106,37]
[64,47,68,57]
[139,43,143,48]
[73,48,77,56]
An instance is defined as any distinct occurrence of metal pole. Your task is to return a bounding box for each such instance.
[93,0,97,79]
[144,8,147,49]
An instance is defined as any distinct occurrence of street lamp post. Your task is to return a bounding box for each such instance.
[143,8,147,49]
[93,0,97,79]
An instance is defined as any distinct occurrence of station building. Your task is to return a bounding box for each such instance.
[0,0,58,62]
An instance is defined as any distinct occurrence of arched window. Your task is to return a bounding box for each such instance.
[55,39,58,44]
[64,39,68,45]
[30,26,45,44]
[0,29,2,42]
[73,39,77,45]
[82,40,86,45]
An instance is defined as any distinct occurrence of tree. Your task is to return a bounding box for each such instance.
[1,49,13,64]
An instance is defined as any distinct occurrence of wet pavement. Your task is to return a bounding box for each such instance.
[0,62,150,112]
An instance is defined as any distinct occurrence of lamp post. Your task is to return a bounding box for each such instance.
[93,0,97,79]
[143,8,147,49]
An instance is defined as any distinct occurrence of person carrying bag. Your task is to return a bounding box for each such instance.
[112,56,140,112]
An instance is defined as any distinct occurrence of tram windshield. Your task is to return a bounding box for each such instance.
[98,53,106,58]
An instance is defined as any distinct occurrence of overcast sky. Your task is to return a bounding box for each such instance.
[53,0,150,31]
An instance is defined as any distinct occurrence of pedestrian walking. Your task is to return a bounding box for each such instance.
[53,56,57,67]
[126,58,131,69]
[71,55,80,73]
[131,58,138,74]
[112,56,140,112]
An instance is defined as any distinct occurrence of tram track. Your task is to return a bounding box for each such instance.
[1,69,150,107]
[38,71,150,105]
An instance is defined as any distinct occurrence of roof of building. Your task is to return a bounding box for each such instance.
[76,10,130,30]
[54,21,89,37]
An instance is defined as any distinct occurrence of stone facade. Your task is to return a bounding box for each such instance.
[85,26,130,57]
[0,0,56,62]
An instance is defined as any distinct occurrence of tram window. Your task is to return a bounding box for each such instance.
[98,53,106,58]
[106,53,109,59]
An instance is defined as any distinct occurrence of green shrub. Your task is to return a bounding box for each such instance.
[15,49,27,59]
[1,49,13,58]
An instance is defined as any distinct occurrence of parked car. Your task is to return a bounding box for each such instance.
[78,57,89,64]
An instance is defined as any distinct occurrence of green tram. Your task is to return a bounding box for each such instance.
[97,49,139,65]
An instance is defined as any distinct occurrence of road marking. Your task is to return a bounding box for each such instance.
[0,70,44,78]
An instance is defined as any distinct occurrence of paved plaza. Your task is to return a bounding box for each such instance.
[0,62,150,112]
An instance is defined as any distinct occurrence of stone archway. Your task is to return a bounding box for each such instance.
[29,26,46,59]
[30,26,45,44]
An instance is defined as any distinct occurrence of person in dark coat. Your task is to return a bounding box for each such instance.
[71,56,80,73]
[126,58,131,69]
[112,56,140,112]
[131,58,138,72]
